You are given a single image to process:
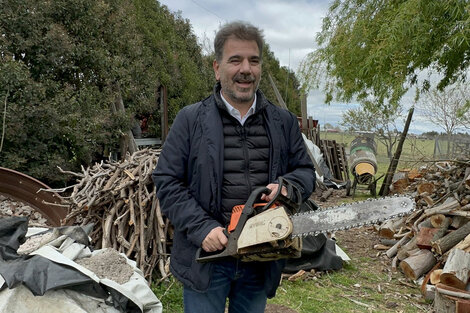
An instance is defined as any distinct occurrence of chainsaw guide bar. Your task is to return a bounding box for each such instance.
[291,195,416,238]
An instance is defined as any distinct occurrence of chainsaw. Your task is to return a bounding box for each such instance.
[196,177,415,263]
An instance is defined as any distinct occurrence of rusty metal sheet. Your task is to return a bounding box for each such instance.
[0,167,67,226]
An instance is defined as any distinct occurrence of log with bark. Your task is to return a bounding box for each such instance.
[440,249,470,290]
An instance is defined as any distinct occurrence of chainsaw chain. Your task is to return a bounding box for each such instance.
[291,194,417,238]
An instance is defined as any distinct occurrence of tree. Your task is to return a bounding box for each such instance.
[0,0,214,185]
[341,102,403,160]
[299,0,470,109]
[418,82,469,155]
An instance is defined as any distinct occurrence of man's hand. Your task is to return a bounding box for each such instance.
[201,226,228,252]
[260,183,287,202]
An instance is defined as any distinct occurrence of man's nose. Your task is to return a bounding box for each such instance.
[239,59,251,73]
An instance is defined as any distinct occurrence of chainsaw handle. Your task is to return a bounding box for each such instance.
[196,187,270,263]
[195,228,235,263]
[261,177,302,214]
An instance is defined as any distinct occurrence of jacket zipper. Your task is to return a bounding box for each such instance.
[240,126,252,195]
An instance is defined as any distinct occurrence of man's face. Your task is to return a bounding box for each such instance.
[213,38,261,107]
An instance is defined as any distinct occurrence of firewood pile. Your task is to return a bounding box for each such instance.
[376,160,470,312]
[48,148,170,284]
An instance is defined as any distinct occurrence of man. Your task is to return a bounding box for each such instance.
[152,21,315,313]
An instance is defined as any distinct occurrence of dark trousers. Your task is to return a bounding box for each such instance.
[183,260,267,313]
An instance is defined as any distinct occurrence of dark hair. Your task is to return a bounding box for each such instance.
[214,21,264,62]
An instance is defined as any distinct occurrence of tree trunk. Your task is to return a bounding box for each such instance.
[379,108,414,196]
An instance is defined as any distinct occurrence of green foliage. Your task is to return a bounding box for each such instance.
[133,0,213,123]
[0,0,213,185]
[260,44,302,115]
[300,0,470,108]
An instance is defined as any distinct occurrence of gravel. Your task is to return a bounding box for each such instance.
[0,194,50,227]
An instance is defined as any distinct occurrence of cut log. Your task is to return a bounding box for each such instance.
[397,236,418,261]
[454,234,470,252]
[435,283,470,313]
[380,238,398,246]
[451,216,470,229]
[440,248,470,290]
[413,199,461,232]
[436,283,470,299]
[434,291,455,313]
[431,214,450,228]
[421,261,441,298]
[430,269,443,285]
[385,235,410,258]
[400,249,437,280]
[319,188,333,202]
[432,221,470,255]
[431,217,452,243]
[416,227,440,250]
[378,218,405,239]
[457,299,470,313]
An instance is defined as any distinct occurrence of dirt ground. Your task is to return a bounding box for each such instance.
[264,189,432,313]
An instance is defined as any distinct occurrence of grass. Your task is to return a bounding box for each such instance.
[152,256,427,313]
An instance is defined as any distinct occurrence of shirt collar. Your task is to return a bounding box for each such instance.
[220,91,257,125]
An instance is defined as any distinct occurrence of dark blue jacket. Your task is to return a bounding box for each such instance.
[152,86,315,297]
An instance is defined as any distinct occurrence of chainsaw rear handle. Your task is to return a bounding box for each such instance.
[196,177,301,263]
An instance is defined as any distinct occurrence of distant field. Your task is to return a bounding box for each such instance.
[320,131,437,165]
[318,131,444,195]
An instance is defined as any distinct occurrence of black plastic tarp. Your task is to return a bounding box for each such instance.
[0,217,141,313]
[284,200,344,273]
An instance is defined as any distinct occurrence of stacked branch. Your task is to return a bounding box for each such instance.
[46,148,169,285]
[375,160,470,312]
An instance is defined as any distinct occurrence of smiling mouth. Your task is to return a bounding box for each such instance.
[236,81,252,87]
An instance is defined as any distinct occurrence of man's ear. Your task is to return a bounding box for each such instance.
[213,60,220,81]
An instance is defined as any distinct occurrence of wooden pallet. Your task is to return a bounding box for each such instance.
[319,139,349,182]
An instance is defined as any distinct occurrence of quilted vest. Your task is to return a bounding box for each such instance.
[219,110,270,224]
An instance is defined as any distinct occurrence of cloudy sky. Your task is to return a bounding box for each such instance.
[158,0,437,134]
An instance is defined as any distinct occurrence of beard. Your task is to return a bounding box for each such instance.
[221,73,260,104]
